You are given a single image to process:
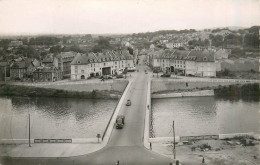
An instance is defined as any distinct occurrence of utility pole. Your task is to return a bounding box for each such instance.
[29,114,31,147]
[173,120,176,159]
[4,65,6,82]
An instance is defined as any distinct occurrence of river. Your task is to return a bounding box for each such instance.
[0,96,118,139]
[152,96,260,137]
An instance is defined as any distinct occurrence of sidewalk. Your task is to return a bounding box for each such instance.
[0,143,103,157]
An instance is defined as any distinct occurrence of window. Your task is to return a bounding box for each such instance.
[81,70,84,73]
[91,64,92,67]
[203,57,207,61]
[104,63,106,66]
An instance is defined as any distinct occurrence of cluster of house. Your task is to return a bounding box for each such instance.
[7,52,77,82]
[70,50,134,80]
[148,48,260,77]
[0,49,135,82]
[148,49,230,77]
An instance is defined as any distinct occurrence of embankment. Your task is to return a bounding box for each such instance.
[151,79,259,97]
[0,80,129,99]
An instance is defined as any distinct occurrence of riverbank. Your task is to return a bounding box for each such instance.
[151,78,259,94]
[149,78,260,164]
[0,80,128,99]
[152,137,260,165]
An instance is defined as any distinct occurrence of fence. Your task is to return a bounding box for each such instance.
[180,135,219,141]
[34,139,72,143]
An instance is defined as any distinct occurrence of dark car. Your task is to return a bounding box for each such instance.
[116,115,125,129]
[116,74,124,78]
[126,99,131,106]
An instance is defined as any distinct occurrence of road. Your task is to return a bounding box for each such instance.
[0,58,173,165]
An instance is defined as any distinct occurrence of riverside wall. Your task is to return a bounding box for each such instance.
[151,79,258,94]
[152,90,214,98]
[0,80,128,99]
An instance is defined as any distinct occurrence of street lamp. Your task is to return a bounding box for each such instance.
[173,120,176,159]
[28,113,31,147]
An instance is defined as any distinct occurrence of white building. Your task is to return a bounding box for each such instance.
[149,49,216,77]
[185,50,216,77]
[70,50,134,80]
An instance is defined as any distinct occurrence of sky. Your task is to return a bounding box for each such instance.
[0,0,259,35]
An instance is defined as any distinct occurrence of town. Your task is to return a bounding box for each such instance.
[0,26,259,83]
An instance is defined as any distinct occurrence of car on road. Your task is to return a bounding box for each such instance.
[128,67,136,72]
[161,73,171,77]
[126,99,131,106]
[116,74,124,78]
[116,115,125,129]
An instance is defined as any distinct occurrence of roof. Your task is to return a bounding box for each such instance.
[0,61,9,67]
[187,50,215,62]
[33,66,59,73]
[42,57,54,63]
[71,50,133,65]
[56,52,77,59]
[171,50,189,60]
[12,58,39,69]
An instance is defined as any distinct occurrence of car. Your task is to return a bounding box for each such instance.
[116,115,125,129]
[126,99,131,106]
[128,67,136,72]
[161,73,171,77]
[116,74,124,78]
[104,75,113,79]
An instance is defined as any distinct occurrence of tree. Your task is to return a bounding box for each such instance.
[91,36,113,53]
[210,34,223,47]
[127,47,134,55]
[50,45,62,54]
[244,33,259,48]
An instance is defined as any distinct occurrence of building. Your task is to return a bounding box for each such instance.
[41,55,58,68]
[149,49,216,77]
[170,50,190,74]
[10,58,40,80]
[9,41,23,47]
[56,52,77,77]
[70,50,134,80]
[33,67,63,82]
[0,61,10,81]
[214,49,229,60]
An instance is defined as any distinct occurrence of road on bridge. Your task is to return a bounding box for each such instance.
[0,57,173,165]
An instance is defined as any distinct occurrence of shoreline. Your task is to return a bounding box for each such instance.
[0,81,129,99]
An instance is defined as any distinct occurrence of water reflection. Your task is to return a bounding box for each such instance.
[152,97,260,137]
[0,96,118,139]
